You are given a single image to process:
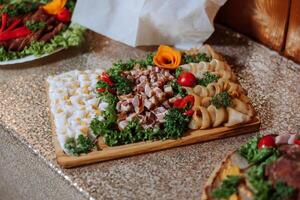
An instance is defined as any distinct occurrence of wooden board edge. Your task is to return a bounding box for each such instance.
[54,117,260,168]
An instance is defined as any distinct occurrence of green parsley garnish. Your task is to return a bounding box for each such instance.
[64,135,95,156]
[175,67,183,78]
[170,79,187,97]
[197,71,219,86]
[212,176,241,199]
[163,108,191,139]
[25,21,46,32]
[182,53,211,64]
[0,1,38,16]
[211,91,231,109]
[238,136,279,164]
[90,107,190,146]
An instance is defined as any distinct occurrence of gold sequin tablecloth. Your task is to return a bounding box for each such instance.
[0,27,299,199]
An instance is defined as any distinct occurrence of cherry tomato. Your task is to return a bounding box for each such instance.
[98,72,114,86]
[183,109,194,116]
[294,139,300,146]
[258,135,276,149]
[177,72,197,87]
[56,8,71,23]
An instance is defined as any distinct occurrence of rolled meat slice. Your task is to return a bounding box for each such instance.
[225,107,251,127]
[189,106,211,129]
[207,105,227,127]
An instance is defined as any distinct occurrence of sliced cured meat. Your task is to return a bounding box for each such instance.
[40,23,65,43]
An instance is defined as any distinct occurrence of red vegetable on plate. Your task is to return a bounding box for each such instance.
[177,72,197,87]
[258,135,276,149]
[0,13,7,33]
[183,109,194,116]
[173,95,195,109]
[98,72,114,87]
[56,8,71,23]
[0,26,31,41]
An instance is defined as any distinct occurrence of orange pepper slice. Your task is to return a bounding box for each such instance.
[153,45,181,69]
[43,0,67,15]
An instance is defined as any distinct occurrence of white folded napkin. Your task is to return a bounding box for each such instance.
[72,0,227,49]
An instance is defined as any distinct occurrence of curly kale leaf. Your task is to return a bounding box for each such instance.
[64,135,95,156]
[163,108,191,139]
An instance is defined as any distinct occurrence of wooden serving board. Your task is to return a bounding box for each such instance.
[53,117,260,168]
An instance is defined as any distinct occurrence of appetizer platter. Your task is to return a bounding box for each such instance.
[0,0,85,64]
[47,45,260,168]
[202,133,300,200]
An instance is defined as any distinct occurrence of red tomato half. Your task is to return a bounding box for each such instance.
[177,72,197,87]
[56,8,71,23]
[258,135,276,149]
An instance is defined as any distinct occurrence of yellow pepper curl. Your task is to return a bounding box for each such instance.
[43,0,67,15]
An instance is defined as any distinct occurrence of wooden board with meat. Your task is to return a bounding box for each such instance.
[0,0,85,64]
[47,45,260,168]
[202,133,300,200]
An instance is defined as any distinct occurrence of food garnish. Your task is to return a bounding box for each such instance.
[257,135,276,149]
[212,176,241,199]
[177,71,197,87]
[211,91,231,109]
[182,52,210,64]
[153,45,181,69]
[43,0,67,15]
[197,71,219,87]
[55,7,71,23]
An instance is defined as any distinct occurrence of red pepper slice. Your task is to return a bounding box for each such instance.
[0,26,31,41]
[98,72,114,87]
[0,13,7,33]
[183,109,194,116]
[5,19,21,32]
[96,88,115,94]
[173,95,195,110]
[179,95,195,109]
[173,99,183,108]
[97,88,106,93]
[294,139,300,146]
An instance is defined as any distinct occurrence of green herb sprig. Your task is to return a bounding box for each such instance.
[211,91,231,109]
[238,136,279,164]
[0,1,38,16]
[25,21,46,32]
[182,53,211,64]
[64,135,95,156]
[212,176,241,199]
[197,71,219,86]
[170,79,187,97]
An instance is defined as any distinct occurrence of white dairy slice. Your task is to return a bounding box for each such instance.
[47,69,104,154]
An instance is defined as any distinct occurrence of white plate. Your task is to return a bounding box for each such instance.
[0,48,64,65]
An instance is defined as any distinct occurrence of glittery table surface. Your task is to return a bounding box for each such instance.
[0,27,299,200]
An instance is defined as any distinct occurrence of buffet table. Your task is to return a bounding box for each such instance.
[0,26,299,199]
